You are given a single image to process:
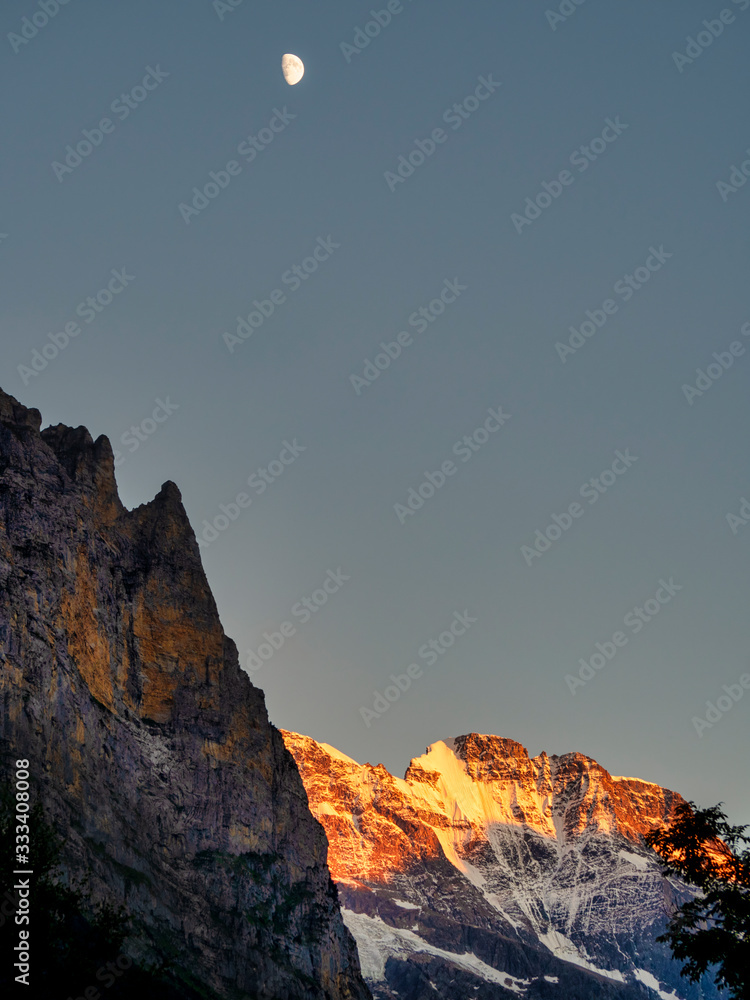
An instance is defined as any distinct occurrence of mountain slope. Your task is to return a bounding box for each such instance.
[0,388,370,1000]
[282,731,718,1000]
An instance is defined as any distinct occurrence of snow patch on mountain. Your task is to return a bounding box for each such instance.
[342,909,531,993]
[634,968,684,999]
[538,928,624,981]
[618,848,651,870]
[612,776,661,786]
[283,731,703,1000]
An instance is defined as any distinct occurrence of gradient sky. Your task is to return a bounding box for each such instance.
[2,0,749,824]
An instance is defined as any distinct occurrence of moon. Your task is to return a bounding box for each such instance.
[282,54,304,86]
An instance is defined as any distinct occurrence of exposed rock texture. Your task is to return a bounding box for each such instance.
[282,732,719,1000]
[0,388,370,1000]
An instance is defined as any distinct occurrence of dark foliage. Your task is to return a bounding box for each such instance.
[645,801,750,999]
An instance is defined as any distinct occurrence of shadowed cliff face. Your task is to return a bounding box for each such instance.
[0,388,371,1000]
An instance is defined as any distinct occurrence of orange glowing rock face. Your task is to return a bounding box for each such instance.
[660,838,736,878]
[281,731,687,888]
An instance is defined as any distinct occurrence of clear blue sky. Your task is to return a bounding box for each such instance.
[2,0,749,823]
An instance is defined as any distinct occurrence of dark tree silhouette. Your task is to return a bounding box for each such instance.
[645,801,750,999]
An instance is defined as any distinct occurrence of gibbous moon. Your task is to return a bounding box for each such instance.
[282,54,304,86]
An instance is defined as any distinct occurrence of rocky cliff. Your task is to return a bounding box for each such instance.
[0,388,370,1000]
[282,731,719,1000]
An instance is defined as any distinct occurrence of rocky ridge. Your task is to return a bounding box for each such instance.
[282,731,718,1000]
[0,388,370,1000]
